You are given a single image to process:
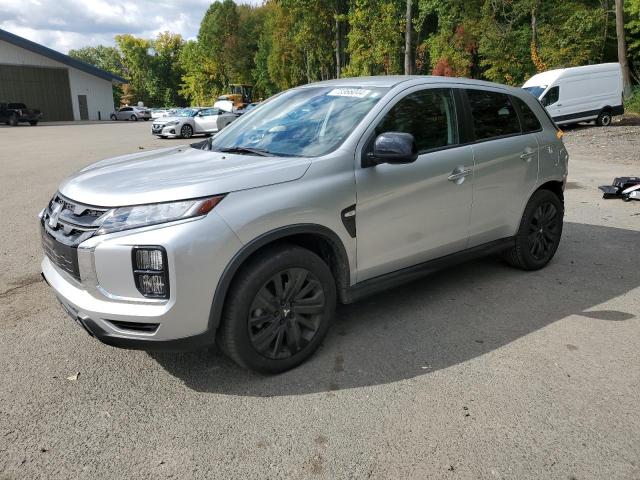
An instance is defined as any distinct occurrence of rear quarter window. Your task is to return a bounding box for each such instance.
[512,97,542,132]
[466,90,521,141]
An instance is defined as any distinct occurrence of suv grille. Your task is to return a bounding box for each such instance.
[43,193,109,242]
[41,193,110,281]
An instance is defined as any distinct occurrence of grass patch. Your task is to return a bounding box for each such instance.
[624,87,640,114]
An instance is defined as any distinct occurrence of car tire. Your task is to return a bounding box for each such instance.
[110,114,117,121]
[130,114,138,121]
[143,118,149,121]
[9,115,18,126]
[502,189,564,271]
[180,124,193,138]
[29,121,38,126]
[596,109,612,127]
[217,244,337,374]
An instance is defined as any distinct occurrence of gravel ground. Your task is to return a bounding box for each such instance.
[0,120,639,479]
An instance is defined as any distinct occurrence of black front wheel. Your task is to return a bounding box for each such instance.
[218,244,336,373]
[180,124,193,138]
[9,115,18,126]
[503,189,564,270]
[29,120,38,126]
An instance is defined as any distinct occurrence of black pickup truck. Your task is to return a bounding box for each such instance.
[0,102,43,126]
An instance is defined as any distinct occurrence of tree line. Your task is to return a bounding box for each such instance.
[69,0,640,108]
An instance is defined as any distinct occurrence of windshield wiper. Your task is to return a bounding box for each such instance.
[218,146,273,156]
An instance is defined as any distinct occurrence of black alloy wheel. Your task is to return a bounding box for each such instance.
[528,201,560,261]
[503,189,563,270]
[248,268,325,360]
[217,244,336,373]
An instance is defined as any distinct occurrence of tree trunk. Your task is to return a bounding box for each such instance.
[615,0,633,98]
[404,0,413,75]
[530,1,546,72]
[335,14,341,78]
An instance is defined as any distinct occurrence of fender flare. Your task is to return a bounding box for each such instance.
[207,223,351,332]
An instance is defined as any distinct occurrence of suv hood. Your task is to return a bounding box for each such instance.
[59,146,311,207]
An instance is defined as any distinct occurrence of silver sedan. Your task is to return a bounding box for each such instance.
[110,106,151,121]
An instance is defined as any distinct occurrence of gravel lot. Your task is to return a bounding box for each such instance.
[1,120,639,479]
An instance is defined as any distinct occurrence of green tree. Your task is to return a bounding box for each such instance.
[114,34,153,104]
[149,32,185,106]
[344,0,405,76]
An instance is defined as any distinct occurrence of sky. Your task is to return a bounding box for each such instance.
[0,0,259,53]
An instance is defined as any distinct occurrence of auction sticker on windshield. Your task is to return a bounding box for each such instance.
[327,88,371,98]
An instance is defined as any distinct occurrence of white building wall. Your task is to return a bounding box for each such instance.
[68,68,115,120]
[0,39,115,120]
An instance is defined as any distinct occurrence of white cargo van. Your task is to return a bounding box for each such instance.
[523,63,624,126]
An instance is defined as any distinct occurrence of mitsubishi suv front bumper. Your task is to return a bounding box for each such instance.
[40,193,242,350]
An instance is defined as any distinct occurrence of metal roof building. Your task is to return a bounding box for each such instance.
[0,28,126,122]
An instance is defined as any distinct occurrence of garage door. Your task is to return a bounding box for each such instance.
[0,64,74,121]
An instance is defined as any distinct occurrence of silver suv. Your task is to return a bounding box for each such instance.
[40,76,568,373]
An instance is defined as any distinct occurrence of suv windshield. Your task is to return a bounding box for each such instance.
[523,86,547,99]
[210,86,388,157]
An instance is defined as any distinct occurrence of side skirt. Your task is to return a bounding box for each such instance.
[343,237,515,304]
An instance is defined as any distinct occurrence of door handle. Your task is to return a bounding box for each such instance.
[520,151,536,160]
[448,168,472,182]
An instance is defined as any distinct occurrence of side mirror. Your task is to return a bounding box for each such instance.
[366,132,418,166]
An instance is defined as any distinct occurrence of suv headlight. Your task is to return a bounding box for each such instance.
[96,195,224,235]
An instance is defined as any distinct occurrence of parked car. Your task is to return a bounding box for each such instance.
[110,106,151,121]
[39,76,568,373]
[150,108,171,119]
[0,102,42,126]
[523,63,624,126]
[216,102,261,131]
[151,107,220,138]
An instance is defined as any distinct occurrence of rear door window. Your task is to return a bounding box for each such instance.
[375,88,458,153]
[512,97,542,132]
[466,90,521,141]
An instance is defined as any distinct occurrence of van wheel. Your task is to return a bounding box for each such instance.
[217,244,336,374]
[502,189,564,270]
[596,109,612,127]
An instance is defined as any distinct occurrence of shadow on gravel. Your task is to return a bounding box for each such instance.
[151,222,639,396]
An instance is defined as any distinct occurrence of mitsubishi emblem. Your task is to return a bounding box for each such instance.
[48,203,62,228]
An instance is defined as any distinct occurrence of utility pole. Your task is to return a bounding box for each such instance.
[404,0,413,75]
[615,0,633,98]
